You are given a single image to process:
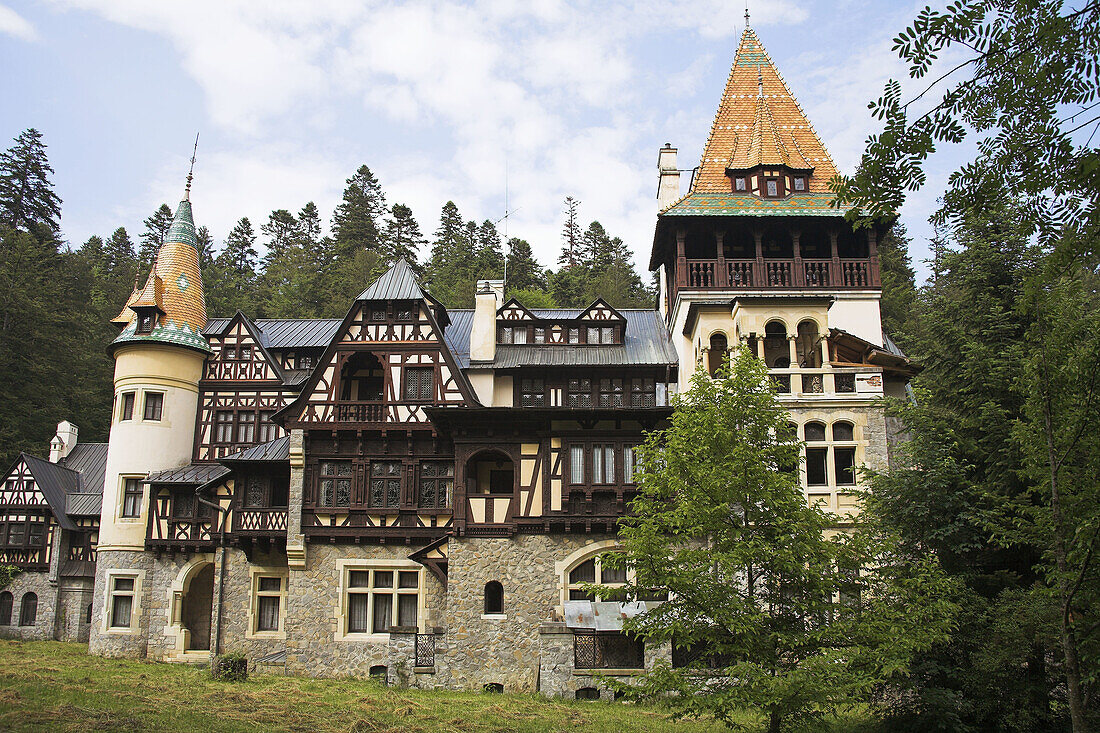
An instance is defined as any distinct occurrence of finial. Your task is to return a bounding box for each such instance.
[745,1,750,28]
[133,271,140,291]
[758,67,763,97]
[184,133,199,201]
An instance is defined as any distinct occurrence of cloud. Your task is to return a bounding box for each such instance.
[0,3,37,41]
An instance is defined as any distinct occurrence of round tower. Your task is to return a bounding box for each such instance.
[97,185,210,553]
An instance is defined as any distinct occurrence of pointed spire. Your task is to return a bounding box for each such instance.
[184,133,198,202]
[744,1,750,29]
[688,27,837,195]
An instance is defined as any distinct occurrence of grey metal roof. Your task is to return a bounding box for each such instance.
[357,258,425,301]
[65,493,103,516]
[448,309,677,369]
[19,454,79,530]
[204,318,340,349]
[146,463,230,486]
[219,436,290,462]
[280,369,312,386]
[58,443,108,495]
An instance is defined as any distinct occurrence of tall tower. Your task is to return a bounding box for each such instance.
[652,27,911,519]
[94,179,210,590]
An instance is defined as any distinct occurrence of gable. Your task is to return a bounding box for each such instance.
[498,299,535,322]
[204,313,283,382]
[284,299,477,426]
[578,299,626,323]
[0,459,50,509]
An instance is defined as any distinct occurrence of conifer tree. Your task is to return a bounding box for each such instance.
[425,201,477,307]
[504,238,545,292]
[877,223,917,344]
[207,217,258,316]
[0,128,62,235]
[138,203,174,266]
[195,225,214,271]
[331,165,386,256]
[381,203,426,272]
[558,196,582,268]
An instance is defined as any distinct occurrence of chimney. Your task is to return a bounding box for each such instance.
[471,279,504,363]
[657,144,680,210]
[49,421,78,463]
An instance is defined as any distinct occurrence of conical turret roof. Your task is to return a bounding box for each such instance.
[659,27,844,219]
[110,195,210,355]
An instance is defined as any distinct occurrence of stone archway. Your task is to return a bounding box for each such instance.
[181,563,214,651]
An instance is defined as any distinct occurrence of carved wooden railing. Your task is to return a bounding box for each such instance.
[677,257,879,291]
[333,401,386,422]
[233,508,288,534]
[0,547,47,570]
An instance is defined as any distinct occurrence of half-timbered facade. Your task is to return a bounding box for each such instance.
[0,423,106,642]
[75,23,917,698]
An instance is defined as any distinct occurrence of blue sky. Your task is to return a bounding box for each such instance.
[0,1,962,281]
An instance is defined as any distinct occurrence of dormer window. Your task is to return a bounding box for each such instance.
[136,313,155,334]
[765,179,779,197]
[735,177,746,191]
[793,176,806,192]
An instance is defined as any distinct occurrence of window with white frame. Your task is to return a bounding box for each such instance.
[344,568,419,635]
[108,576,136,629]
[569,445,585,484]
[121,478,143,518]
[253,575,285,633]
[592,444,615,484]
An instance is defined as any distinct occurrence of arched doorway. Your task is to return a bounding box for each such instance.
[340,352,385,401]
[466,451,514,496]
[181,562,214,651]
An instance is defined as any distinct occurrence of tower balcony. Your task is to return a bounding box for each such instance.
[679,257,879,291]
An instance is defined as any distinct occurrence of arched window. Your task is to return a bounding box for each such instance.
[0,592,11,625]
[708,333,728,377]
[19,592,37,626]
[804,422,826,441]
[763,321,789,368]
[483,682,504,694]
[804,422,828,487]
[796,320,821,368]
[832,422,854,441]
[567,555,627,602]
[484,581,504,615]
[85,603,93,624]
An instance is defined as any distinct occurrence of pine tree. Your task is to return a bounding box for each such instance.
[138,204,174,266]
[505,238,546,292]
[195,225,214,271]
[558,196,582,268]
[207,217,258,316]
[381,203,426,271]
[878,223,917,344]
[331,165,386,256]
[0,128,62,235]
[425,201,476,307]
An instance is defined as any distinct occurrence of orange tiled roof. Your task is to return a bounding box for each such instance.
[693,28,838,194]
[111,198,210,354]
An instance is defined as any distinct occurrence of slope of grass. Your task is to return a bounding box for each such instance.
[0,640,729,733]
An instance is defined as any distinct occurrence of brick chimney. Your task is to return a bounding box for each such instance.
[657,144,680,210]
[49,420,78,463]
[470,279,504,363]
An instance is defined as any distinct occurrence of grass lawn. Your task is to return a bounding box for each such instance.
[0,641,876,732]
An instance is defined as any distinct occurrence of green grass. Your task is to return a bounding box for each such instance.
[0,641,878,732]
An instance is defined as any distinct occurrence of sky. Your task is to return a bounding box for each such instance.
[0,0,965,282]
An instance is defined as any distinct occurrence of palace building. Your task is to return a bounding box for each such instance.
[0,27,916,697]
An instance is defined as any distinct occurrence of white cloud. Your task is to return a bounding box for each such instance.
[0,3,37,41]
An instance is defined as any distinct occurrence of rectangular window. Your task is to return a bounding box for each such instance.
[834,447,856,486]
[109,576,135,629]
[371,308,386,321]
[587,327,600,343]
[630,377,656,407]
[766,179,779,197]
[623,446,636,484]
[534,327,546,344]
[223,346,237,361]
[238,345,252,361]
[255,576,283,632]
[121,478,143,518]
[735,177,747,191]
[345,568,419,635]
[520,377,545,407]
[244,475,267,508]
[499,326,513,344]
[6,523,24,546]
[567,379,592,408]
[570,445,585,484]
[257,411,278,443]
[592,445,615,484]
[512,327,527,344]
[568,328,580,344]
[404,367,433,401]
[214,411,234,443]
[369,462,401,508]
[120,392,135,421]
[806,448,828,486]
[418,461,453,509]
[318,461,353,508]
[793,176,806,191]
[143,392,163,421]
[237,412,256,444]
[598,378,624,407]
[170,490,194,518]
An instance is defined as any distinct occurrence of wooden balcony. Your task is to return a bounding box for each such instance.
[679,257,878,291]
[0,547,47,572]
[147,492,221,551]
[233,508,288,535]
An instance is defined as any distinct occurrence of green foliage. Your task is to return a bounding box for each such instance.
[138,204,173,267]
[0,128,61,234]
[876,223,917,345]
[832,1,1100,248]
[610,349,956,732]
[0,566,21,589]
[506,287,556,308]
[211,652,249,682]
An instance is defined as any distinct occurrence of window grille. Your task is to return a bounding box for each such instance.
[573,631,644,669]
[418,462,453,509]
[520,377,545,407]
[370,462,401,508]
[405,367,433,401]
[598,378,623,407]
[630,378,655,407]
[318,461,352,508]
[415,633,435,666]
[244,475,266,508]
[567,379,592,408]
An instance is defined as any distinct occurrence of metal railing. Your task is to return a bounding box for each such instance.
[415,633,435,667]
[573,630,644,669]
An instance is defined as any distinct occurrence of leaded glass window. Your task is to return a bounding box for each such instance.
[567,379,592,408]
[370,462,401,508]
[418,461,453,509]
[598,378,623,407]
[318,461,352,508]
[245,475,266,508]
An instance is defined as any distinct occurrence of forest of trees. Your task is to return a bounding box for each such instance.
[0,131,654,469]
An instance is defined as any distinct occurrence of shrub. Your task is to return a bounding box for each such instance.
[212,652,248,682]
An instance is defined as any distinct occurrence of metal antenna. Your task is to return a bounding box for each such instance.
[184,133,199,201]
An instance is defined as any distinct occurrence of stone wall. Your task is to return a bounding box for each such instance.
[538,622,671,700]
[0,570,57,640]
[89,548,153,658]
[56,577,95,642]
[282,543,447,679]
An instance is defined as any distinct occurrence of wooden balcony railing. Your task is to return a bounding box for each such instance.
[147,493,219,548]
[676,257,879,291]
[333,401,386,422]
[233,508,288,534]
[0,547,47,571]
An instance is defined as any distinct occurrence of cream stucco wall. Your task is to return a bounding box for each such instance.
[98,344,205,551]
[826,295,883,346]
